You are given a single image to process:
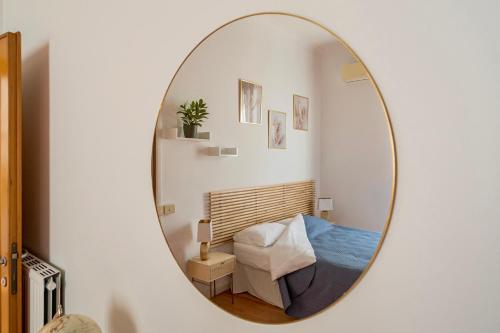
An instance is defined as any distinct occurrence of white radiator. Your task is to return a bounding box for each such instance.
[22,251,62,333]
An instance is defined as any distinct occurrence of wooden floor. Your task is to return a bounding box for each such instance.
[212,291,296,324]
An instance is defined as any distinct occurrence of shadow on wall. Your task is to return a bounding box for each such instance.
[160,221,193,272]
[108,296,138,333]
[22,43,51,260]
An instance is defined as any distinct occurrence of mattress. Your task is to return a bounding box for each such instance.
[233,242,272,272]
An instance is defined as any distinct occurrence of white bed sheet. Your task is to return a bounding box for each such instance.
[232,214,315,309]
[234,213,316,281]
[233,242,272,272]
[233,242,283,308]
[233,261,283,309]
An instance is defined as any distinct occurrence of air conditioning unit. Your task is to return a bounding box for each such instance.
[341,62,368,83]
[22,251,62,333]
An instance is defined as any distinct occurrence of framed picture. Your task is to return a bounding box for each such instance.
[293,94,309,131]
[239,79,262,124]
[268,110,287,149]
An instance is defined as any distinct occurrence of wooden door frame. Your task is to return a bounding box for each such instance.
[0,31,22,333]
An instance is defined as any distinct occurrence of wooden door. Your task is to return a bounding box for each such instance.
[0,32,22,333]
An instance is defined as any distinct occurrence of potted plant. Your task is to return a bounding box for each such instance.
[177,99,209,138]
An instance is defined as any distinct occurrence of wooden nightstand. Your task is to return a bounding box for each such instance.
[187,252,235,300]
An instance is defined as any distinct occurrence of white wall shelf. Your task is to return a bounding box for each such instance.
[158,128,211,142]
[207,146,238,157]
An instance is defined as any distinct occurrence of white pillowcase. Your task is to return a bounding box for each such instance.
[233,222,286,247]
[276,217,294,226]
[269,214,317,280]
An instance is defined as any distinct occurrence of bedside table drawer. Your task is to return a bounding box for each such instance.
[187,253,236,283]
[210,258,234,280]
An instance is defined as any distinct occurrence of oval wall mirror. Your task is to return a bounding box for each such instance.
[153,13,396,324]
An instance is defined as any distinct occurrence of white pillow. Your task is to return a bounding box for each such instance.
[269,214,317,280]
[276,217,294,226]
[233,223,286,247]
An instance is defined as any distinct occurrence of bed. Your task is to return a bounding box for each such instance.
[278,215,380,317]
[209,180,381,318]
[231,215,380,317]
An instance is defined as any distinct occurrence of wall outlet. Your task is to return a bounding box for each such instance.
[164,204,175,215]
[157,204,175,216]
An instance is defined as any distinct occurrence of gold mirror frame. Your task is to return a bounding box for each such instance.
[151,11,397,325]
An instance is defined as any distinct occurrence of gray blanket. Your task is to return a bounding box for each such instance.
[278,215,380,318]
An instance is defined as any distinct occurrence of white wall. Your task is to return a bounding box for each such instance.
[156,16,327,276]
[5,1,500,333]
[0,0,4,32]
[317,42,393,232]
[17,2,51,260]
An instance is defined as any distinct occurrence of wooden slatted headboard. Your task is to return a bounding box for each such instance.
[209,180,316,246]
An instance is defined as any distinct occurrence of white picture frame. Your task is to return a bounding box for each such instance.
[239,79,262,124]
[268,110,287,149]
[293,94,309,131]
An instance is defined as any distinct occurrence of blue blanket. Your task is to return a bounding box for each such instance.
[278,215,380,318]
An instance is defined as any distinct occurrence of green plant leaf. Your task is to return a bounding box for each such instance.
[177,99,209,125]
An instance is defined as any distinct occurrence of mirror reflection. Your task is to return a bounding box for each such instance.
[153,14,395,324]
